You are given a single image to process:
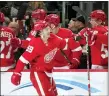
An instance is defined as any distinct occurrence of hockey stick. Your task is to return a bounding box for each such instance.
[85,33,91,96]
[72,6,88,17]
[72,6,88,25]
[60,49,72,65]
[72,6,91,96]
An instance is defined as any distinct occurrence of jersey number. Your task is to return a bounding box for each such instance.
[0,41,12,59]
[101,44,108,59]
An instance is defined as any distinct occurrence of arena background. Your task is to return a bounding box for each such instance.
[0,1,108,27]
[0,1,108,96]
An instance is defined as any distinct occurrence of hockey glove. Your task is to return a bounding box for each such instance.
[69,58,80,69]
[11,72,22,85]
[11,38,22,48]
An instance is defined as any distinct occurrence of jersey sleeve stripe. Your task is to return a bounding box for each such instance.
[63,38,69,50]
[19,56,29,64]
[26,38,31,41]
[71,46,82,52]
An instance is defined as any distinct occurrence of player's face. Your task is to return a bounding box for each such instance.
[48,23,56,34]
[49,23,59,34]
[68,20,75,29]
[49,23,56,30]
[89,18,98,28]
[40,26,51,39]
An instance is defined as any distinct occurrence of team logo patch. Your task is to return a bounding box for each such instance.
[44,48,58,63]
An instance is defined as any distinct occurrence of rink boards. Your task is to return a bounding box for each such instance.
[1,69,108,96]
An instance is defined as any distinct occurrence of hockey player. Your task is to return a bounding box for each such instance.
[31,8,46,23]
[11,20,68,96]
[11,9,47,49]
[45,14,82,69]
[26,9,47,41]
[0,12,19,71]
[78,10,108,69]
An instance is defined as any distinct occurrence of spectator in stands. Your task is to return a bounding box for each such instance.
[3,17,11,26]
[28,1,47,11]
[45,1,59,11]
[1,5,11,18]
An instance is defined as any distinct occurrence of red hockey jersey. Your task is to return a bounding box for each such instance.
[77,26,108,66]
[0,26,16,67]
[15,33,66,73]
[90,26,108,66]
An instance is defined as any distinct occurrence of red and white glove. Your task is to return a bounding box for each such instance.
[10,38,22,48]
[11,72,22,86]
[69,58,80,69]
